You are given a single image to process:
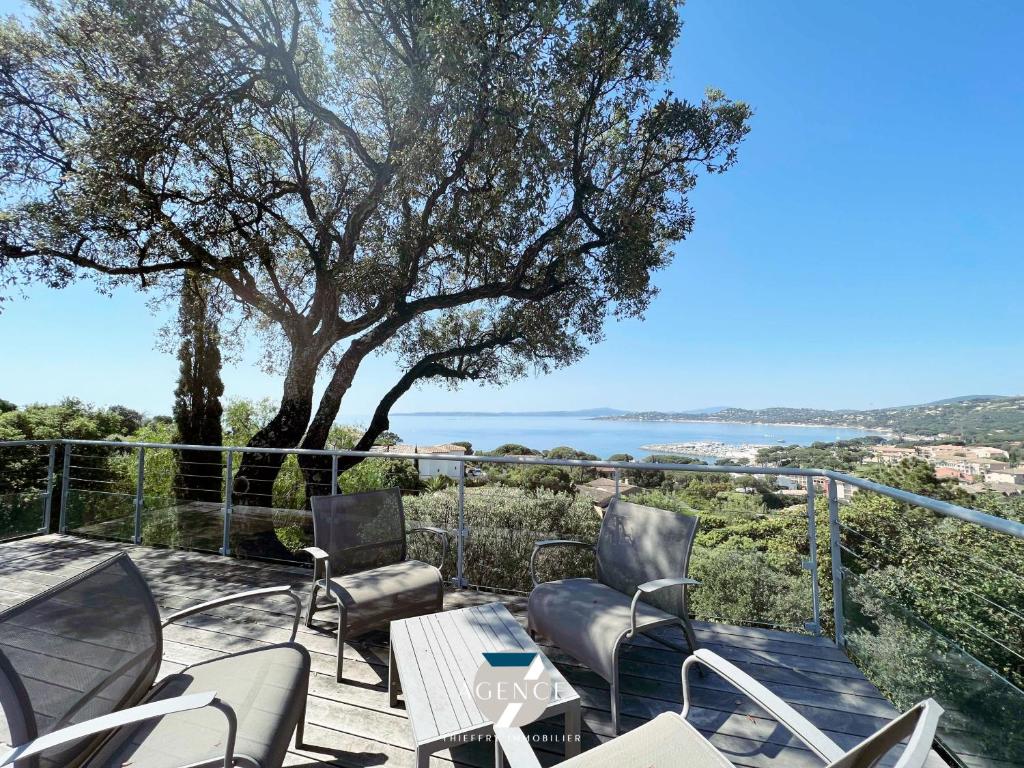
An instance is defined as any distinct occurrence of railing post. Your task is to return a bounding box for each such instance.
[330,454,339,495]
[613,468,621,500]
[804,478,822,635]
[42,444,56,532]
[58,443,72,533]
[133,447,145,545]
[456,460,467,587]
[828,478,846,648]
[222,450,234,557]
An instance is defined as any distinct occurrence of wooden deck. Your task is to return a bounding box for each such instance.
[0,535,934,768]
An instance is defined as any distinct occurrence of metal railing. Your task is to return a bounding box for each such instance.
[1,437,1023,765]
[3,437,1022,630]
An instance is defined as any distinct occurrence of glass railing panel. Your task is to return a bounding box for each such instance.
[842,569,1024,765]
[0,442,53,540]
[219,452,315,563]
[837,491,1024,767]
[630,480,819,633]
[404,486,458,578]
[454,485,601,592]
[63,489,135,542]
[0,491,45,540]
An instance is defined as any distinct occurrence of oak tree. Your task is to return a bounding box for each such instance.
[0,0,751,503]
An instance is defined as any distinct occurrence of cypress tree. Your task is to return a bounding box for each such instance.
[173,273,224,502]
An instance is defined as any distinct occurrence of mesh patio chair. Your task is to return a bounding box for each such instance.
[494,648,944,768]
[0,551,309,768]
[302,488,448,681]
[527,499,701,732]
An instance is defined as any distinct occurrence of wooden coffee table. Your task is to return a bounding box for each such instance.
[389,602,582,767]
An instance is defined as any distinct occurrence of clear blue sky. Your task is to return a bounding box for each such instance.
[1,0,1022,417]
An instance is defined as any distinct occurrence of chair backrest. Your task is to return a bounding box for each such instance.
[0,552,162,768]
[825,699,944,768]
[595,499,699,618]
[309,488,408,574]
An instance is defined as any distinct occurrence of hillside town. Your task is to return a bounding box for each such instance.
[865,443,1024,494]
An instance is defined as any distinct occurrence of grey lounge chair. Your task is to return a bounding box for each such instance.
[494,648,944,768]
[0,552,309,768]
[528,499,700,733]
[302,488,448,681]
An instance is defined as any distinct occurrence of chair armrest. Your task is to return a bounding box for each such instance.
[682,649,844,763]
[408,526,450,571]
[302,545,330,562]
[301,545,332,583]
[628,577,700,637]
[493,726,543,768]
[529,540,595,587]
[162,586,303,642]
[0,691,238,768]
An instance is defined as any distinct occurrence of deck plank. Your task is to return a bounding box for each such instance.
[0,535,950,768]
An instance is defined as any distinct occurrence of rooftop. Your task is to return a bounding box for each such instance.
[370,444,469,456]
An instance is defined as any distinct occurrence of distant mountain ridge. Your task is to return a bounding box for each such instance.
[599,395,1024,444]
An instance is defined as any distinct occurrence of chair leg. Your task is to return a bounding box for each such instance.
[681,619,704,677]
[610,672,620,735]
[295,692,307,749]
[681,617,700,654]
[610,640,623,734]
[335,604,347,683]
[305,580,321,628]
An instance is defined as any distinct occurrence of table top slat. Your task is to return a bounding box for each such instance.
[389,619,441,744]
[428,610,489,726]
[390,602,580,748]
[401,615,466,738]
[418,611,478,729]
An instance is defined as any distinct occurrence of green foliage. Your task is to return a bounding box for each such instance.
[485,444,541,457]
[424,475,454,492]
[336,458,422,495]
[606,453,634,462]
[838,490,1024,687]
[543,446,599,482]
[716,456,749,466]
[222,399,279,446]
[844,572,1023,761]
[756,438,879,472]
[275,523,306,553]
[690,547,808,627]
[0,400,166,521]
[856,458,968,502]
[625,454,705,488]
[404,487,600,591]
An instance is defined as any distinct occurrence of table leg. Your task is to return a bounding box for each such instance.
[565,701,582,757]
[415,745,431,768]
[388,642,401,707]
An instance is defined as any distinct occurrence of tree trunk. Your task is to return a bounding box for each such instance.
[296,343,372,498]
[300,357,444,497]
[229,372,316,559]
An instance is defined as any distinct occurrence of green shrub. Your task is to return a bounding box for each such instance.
[404,487,600,592]
[689,546,808,627]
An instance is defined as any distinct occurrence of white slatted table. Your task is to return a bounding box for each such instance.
[389,602,581,768]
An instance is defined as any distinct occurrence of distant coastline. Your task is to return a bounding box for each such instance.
[601,415,894,435]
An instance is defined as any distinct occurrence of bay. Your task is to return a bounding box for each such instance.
[358,413,882,459]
